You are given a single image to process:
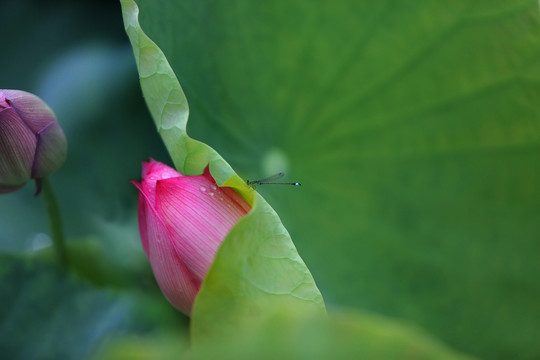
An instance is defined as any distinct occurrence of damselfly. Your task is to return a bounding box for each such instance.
[247,172,301,188]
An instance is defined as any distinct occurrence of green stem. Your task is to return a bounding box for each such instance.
[41,177,68,266]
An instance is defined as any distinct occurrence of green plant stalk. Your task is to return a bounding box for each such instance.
[41,177,68,266]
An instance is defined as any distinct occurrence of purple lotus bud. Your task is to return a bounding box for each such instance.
[0,90,67,194]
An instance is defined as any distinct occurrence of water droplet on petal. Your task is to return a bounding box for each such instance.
[210,184,217,191]
[199,186,207,192]
[208,192,215,196]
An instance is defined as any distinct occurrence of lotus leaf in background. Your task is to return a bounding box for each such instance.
[125,0,540,359]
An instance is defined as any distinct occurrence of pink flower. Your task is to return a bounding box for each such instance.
[132,159,251,315]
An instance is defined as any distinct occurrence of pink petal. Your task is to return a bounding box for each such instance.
[155,173,249,282]
[142,158,182,180]
[140,159,183,206]
[202,166,251,212]
[139,187,200,315]
[131,180,150,257]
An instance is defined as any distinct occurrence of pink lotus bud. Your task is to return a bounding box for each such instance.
[132,159,251,315]
[0,90,67,194]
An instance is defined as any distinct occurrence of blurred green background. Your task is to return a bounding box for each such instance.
[0,1,184,359]
[1,0,540,359]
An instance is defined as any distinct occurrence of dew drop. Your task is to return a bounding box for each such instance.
[210,184,217,191]
[208,191,215,196]
[199,186,207,192]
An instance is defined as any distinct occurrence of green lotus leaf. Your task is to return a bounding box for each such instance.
[96,306,478,360]
[121,0,540,358]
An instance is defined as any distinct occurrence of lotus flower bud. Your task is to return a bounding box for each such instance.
[0,90,67,194]
[132,159,251,315]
